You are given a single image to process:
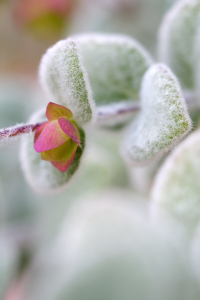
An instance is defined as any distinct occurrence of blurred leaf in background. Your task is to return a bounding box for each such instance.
[69,0,179,56]
[13,0,75,39]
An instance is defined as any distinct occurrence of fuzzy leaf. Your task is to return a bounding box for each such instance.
[20,109,85,193]
[121,64,191,165]
[74,33,153,105]
[151,129,200,233]
[39,38,96,124]
[158,0,200,90]
[22,194,200,300]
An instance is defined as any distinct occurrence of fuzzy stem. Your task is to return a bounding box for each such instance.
[97,102,140,120]
[0,93,196,141]
[0,103,140,141]
[0,122,44,141]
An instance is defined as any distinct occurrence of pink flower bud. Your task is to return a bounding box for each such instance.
[34,102,81,172]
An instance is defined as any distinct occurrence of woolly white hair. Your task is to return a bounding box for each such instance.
[69,33,153,128]
[0,123,33,147]
[71,33,153,107]
[39,38,96,125]
[39,33,153,127]
[121,63,192,166]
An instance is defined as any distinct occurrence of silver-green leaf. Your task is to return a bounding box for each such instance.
[121,64,191,165]
[151,129,200,233]
[74,33,153,106]
[39,38,96,124]
[158,0,200,90]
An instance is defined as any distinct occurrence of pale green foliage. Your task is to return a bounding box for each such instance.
[22,193,200,300]
[158,0,200,90]
[20,109,85,194]
[122,64,191,165]
[74,33,153,105]
[0,237,17,299]
[151,129,200,233]
[39,38,96,124]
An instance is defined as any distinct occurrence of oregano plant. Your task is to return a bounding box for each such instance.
[3,1,200,298]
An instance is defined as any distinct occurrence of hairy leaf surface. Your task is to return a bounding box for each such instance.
[122,64,191,165]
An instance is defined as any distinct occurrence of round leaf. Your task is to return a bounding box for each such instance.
[121,64,191,165]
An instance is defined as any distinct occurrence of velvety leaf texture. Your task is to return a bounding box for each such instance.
[158,0,200,90]
[121,64,191,165]
[39,38,96,124]
[20,109,85,194]
[22,195,200,300]
[74,33,153,105]
[151,129,200,233]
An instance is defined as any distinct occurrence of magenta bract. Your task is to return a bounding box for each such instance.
[34,102,80,172]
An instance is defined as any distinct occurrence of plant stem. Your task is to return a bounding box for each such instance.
[97,102,140,120]
[0,93,196,141]
[0,122,44,141]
